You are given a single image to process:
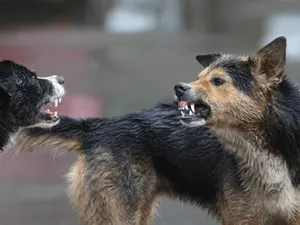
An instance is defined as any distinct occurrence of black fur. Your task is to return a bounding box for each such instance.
[18,36,300,224]
[263,76,300,182]
[193,53,300,182]
[199,54,300,184]
[0,60,60,151]
[209,55,254,95]
[22,101,238,213]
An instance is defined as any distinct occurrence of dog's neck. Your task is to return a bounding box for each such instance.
[263,78,300,171]
[212,78,300,180]
[207,78,300,214]
[213,127,290,191]
[212,126,300,217]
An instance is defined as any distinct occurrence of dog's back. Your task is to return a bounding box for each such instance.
[16,101,238,224]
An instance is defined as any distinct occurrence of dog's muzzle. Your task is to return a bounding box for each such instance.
[174,82,211,127]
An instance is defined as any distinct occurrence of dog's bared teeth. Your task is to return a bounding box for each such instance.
[54,99,58,107]
[184,106,189,110]
[54,111,57,116]
[190,104,195,113]
[189,110,193,115]
[181,111,185,116]
[58,98,62,103]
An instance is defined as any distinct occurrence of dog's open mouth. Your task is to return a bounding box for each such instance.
[40,97,63,124]
[177,100,210,127]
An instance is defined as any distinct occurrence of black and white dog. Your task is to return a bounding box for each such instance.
[0,60,65,151]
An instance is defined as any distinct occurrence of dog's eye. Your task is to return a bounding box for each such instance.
[16,78,23,85]
[210,77,226,86]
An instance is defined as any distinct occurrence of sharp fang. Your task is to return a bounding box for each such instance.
[54,99,58,107]
[54,111,57,116]
[190,104,195,112]
[184,106,189,110]
[181,111,185,116]
[189,111,193,115]
[58,98,62,103]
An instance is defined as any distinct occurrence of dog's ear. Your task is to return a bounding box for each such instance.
[251,36,286,85]
[195,53,221,68]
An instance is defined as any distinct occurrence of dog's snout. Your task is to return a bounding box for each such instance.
[56,76,64,85]
[174,83,191,98]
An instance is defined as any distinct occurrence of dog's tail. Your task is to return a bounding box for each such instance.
[15,116,86,154]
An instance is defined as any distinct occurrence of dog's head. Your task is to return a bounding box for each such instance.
[174,36,287,129]
[0,60,65,128]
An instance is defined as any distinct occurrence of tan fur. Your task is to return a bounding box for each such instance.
[214,128,300,224]
[191,66,266,128]
[16,37,295,225]
[218,180,262,225]
[15,131,160,225]
[67,151,159,225]
[287,211,300,225]
[240,55,250,62]
[14,133,82,154]
[181,37,300,224]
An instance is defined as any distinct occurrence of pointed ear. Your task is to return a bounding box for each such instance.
[251,36,286,85]
[195,53,221,68]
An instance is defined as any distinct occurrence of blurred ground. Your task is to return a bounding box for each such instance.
[0,1,300,224]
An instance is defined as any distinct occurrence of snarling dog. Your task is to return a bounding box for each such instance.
[15,101,234,225]
[0,60,65,151]
[174,36,300,224]
[14,37,298,225]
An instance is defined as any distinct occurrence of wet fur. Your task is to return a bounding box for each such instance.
[15,37,300,225]
[0,60,58,151]
[16,102,240,225]
[175,36,300,224]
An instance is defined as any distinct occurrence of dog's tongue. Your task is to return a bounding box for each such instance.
[178,101,188,108]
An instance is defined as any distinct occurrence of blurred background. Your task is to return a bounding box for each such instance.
[0,0,300,224]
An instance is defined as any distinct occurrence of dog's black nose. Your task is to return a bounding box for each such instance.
[174,82,191,98]
[56,76,64,85]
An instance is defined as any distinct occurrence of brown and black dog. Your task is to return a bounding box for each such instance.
[175,36,300,224]
[14,37,299,225]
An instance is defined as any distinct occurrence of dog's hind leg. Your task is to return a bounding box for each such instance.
[67,155,126,225]
[67,153,158,225]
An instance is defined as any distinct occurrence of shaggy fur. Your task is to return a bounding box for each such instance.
[0,60,65,151]
[174,36,300,224]
[15,37,300,225]
[15,101,239,225]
